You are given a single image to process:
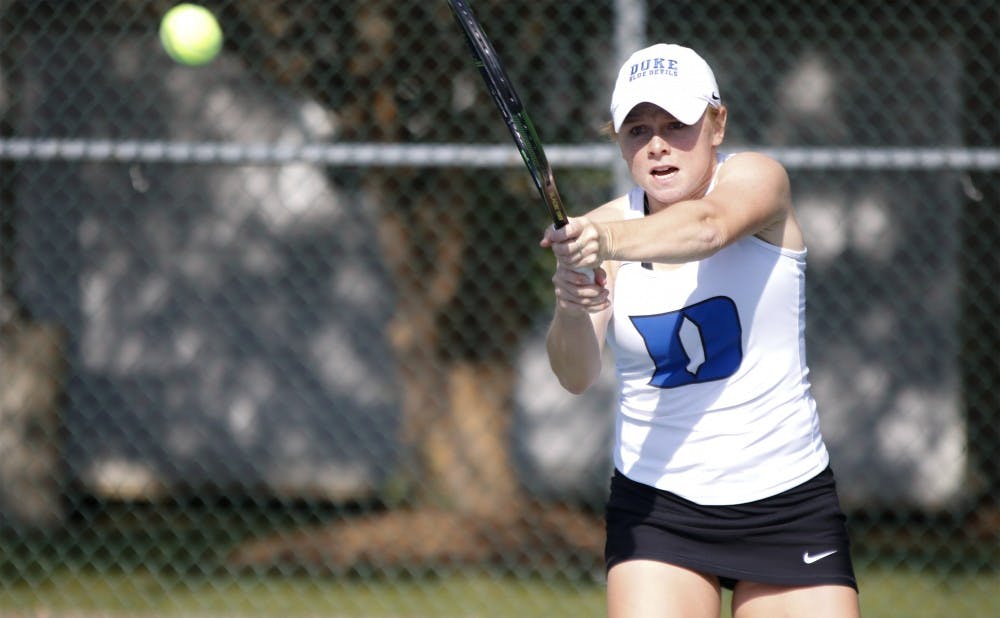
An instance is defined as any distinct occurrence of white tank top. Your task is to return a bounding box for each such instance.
[607,156,829,505]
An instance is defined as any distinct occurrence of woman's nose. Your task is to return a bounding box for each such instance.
[648,134,670,154]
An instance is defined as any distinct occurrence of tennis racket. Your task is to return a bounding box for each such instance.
[447,0,569,229]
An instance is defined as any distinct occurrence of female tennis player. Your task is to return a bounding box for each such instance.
[541,43,860,618]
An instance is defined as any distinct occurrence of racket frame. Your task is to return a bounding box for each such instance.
[447,0,570,229]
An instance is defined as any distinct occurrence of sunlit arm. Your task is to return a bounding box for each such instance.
[598,153,794,263]
[545,305,610,394]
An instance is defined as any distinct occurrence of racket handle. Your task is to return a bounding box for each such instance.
[575,267,597,283]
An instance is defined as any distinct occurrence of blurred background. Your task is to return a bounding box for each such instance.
[0,1,996,616]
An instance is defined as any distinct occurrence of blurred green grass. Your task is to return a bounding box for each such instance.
[0,566,996,617]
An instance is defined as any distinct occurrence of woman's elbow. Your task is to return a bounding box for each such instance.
[558,378,589,395]
[554,367,599,395]
[684,225,726,260]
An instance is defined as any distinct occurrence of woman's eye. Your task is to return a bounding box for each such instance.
[668,121,687,130]
[629,126,646,137]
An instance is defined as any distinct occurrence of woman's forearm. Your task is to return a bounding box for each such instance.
[546,308,604,394]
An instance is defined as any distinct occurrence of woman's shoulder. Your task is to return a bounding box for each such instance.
[715,151,801,250]
[714,151,791,195]
[718,151,788,179]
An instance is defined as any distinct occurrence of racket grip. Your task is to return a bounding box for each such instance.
[575,267,597,283]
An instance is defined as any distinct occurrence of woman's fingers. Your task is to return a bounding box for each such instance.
[552,265,610,313]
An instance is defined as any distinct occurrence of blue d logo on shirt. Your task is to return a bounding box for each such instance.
[629,296,743,389]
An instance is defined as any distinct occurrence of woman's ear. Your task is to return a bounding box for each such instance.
[711,105,727,146]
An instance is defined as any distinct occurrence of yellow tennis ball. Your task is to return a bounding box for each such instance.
[159,3,223,66]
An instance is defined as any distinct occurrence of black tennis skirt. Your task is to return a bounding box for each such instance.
[605,467,857,591]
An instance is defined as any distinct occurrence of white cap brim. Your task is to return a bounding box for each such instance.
[611,91,710,131]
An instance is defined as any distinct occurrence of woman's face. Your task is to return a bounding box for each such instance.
[617,102,726,211]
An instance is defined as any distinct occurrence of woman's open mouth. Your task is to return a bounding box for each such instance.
[651,165,678,178]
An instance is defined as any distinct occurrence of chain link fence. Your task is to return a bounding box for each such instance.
[0,1,997,616]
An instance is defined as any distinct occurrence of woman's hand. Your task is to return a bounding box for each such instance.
[551,263,609,313]
[541,217,605,272]
[541,217,610,314]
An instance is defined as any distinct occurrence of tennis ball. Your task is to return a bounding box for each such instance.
[159,3,223,66]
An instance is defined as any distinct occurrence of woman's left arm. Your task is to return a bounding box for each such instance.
[593,153,797,266]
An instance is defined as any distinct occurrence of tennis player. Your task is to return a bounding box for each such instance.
[541,44,860,618]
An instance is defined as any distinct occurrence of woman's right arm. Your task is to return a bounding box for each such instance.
[546,293,613,394]
[542,197,625,394]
